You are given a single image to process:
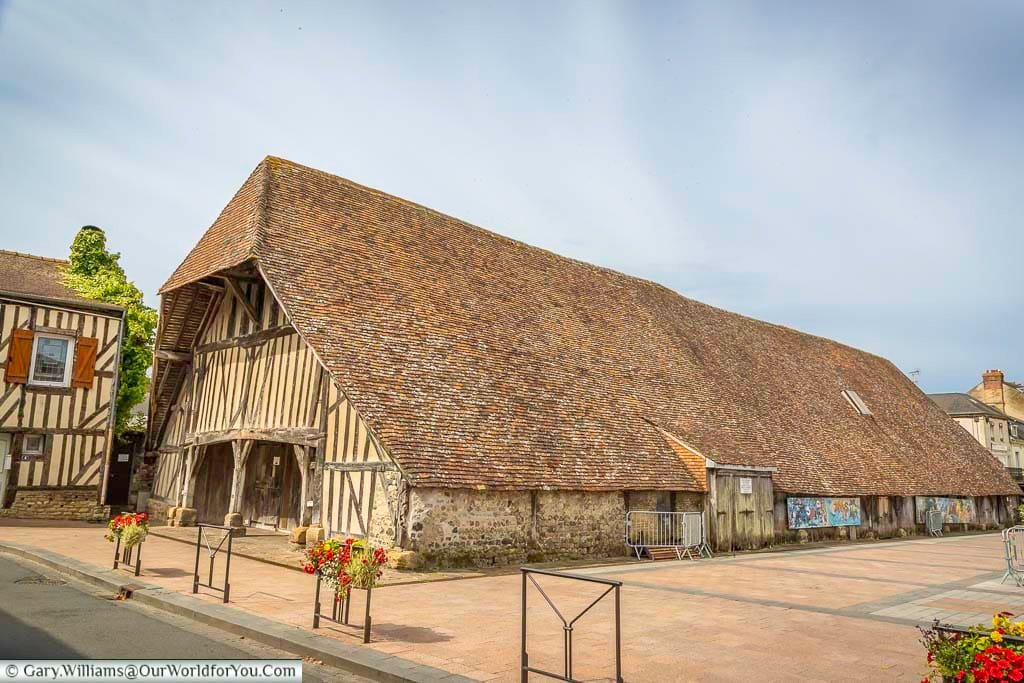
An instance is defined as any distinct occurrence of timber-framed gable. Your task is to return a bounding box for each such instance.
[148,263,404,544]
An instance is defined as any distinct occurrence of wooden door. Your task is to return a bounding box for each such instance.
[106,448,133,506]
[244,445,284,528]
[713,471,775,552]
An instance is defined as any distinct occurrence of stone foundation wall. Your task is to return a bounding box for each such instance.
[366,470,402,549]
[0,487,109,521]
[407,487,705,567]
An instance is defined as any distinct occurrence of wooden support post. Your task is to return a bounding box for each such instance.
[180,445,194,508]
[311,371,330,528]
[228,440,254,516]
[293,444,312,527]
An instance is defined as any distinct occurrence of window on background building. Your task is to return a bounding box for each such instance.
[28,334,73,387]
[22,434,43,455]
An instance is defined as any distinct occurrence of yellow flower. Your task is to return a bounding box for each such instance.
[991,631,1004,642]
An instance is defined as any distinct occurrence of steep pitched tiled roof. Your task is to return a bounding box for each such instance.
[0,250,100,306]
[158,156,1019,495]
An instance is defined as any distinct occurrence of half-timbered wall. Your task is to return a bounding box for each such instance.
[149,271,401,542]
[321,380,398,543]
[0,298,121,489]
[149,374,191,503]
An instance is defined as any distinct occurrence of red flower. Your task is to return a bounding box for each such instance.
[304,565,314,574]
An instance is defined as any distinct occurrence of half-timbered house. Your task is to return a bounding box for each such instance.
[0,250,125,519]
[146,157,1019,564]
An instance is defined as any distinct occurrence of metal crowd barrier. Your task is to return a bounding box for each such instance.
[192,523,235,603]
[624,510,712,560]
[1003,525,1024,586]
[926,509,945,537]
[520,567,623,683]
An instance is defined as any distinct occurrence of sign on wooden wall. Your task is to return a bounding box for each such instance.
[914,496,975,524]
[787,497,862,529]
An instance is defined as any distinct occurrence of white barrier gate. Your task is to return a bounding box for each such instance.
[624,511,712,560]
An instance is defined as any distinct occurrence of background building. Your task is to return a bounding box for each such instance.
[0,250,126,519]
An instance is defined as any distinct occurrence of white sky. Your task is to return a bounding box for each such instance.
[1,1,1021,392]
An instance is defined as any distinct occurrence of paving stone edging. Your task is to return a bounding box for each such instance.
[0,542,473,683]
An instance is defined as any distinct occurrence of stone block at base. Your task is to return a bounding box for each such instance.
[305,526,324,546]
[223,512,246,536]
[386,548,421,570]
[289,526,308,545]
[177,507,197,526]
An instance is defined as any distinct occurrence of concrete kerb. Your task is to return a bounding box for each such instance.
[0,542,472,683]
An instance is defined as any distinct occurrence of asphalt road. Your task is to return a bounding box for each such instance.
[0,553,368,681]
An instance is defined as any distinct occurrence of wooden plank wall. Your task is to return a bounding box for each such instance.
[0,298,121,488]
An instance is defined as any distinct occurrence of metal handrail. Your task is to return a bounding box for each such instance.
[520,567,623,683]
[624,510,711,560]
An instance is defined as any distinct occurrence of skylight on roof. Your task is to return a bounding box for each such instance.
[842,389,872,416]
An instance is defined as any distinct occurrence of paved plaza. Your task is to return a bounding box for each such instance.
[0,520,1019,681]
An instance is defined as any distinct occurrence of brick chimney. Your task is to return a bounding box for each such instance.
[983,369,1005,391]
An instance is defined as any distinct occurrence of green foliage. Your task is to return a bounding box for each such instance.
[63,226,157,434]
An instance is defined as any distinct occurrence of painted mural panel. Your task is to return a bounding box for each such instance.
[787,497,861,529]
[915,497,976,524]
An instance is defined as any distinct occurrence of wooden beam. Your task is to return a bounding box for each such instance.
[192,427,322,447]
[154,349,193,363]
[224,277,260,327]
[323,462,397,473]
[194,324,294,355]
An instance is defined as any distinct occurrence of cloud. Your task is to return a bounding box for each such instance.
[0,0,1020,393]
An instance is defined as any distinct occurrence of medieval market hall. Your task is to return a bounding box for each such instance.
[0,250,126,519]
[146,157,1020,565]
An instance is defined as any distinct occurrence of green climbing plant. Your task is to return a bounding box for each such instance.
[63,226,157,434]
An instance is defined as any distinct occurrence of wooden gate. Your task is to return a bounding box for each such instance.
[711,469,775,552]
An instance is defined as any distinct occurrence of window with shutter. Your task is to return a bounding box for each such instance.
[4,329,33,384]
[71,336,99,389]
[28,333,75,387]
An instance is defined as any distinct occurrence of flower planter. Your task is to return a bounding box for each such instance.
[312,573,373,643]
[107,512,149,577]
[112,534,143,577]
[303,538,388,644]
